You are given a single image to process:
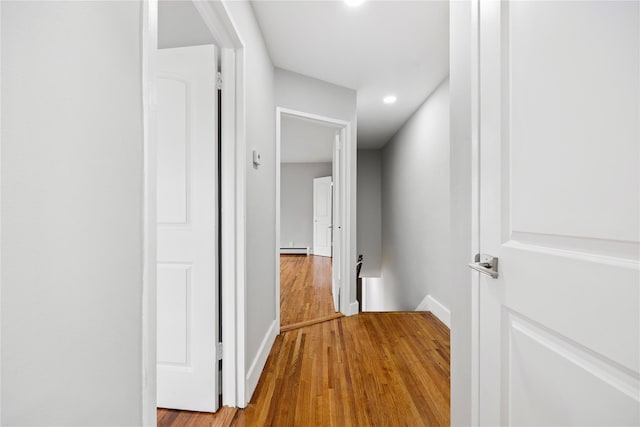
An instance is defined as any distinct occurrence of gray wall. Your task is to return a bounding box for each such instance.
[281,116,334,163]
[274,68,359,308]
[281,163,332,250]
[356,150,382,277]
[2,2,144,424]
[224,2,277,400]
[380,79,451,311]
[158,1,214,49]
[275,68,357,122]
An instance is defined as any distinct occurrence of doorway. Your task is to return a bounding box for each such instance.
[156,1,221,413]
[147,0,246,417]
[276,109,351,331]
[279,117,337,330]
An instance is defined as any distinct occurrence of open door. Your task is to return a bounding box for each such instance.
[156,45,219,412]
[476,1,639,425]
[313,176,333,258]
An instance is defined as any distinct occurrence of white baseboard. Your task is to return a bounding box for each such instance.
[280,247,309,255]
[415,294,450,328]
[415,295,430,311]
[348,301,359,316]
[245,319,278,403]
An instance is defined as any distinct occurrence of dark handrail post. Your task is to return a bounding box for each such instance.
[356,254,363,313]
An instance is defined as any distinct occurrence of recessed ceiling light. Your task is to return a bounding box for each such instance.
[383,95,397,104]
[344,0,366,8]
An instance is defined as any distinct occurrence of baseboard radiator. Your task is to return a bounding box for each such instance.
[280,247,310,255]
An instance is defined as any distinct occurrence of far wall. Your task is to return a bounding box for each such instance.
[281,162,332,251]
[357,150,382,276]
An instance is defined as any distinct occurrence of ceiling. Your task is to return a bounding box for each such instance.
[281,115,336,163]
[251,0,450,149]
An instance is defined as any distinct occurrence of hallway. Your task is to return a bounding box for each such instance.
[280,255,338,329]
[158,311,450,426]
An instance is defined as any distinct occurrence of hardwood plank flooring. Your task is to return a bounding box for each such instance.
[280,255,336,328]
[157,312,450,427]
[233,312,450,426]
[158,406,237,427]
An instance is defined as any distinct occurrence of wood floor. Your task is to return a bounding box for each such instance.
[280,255,337,328]
[158,312,450,426]
[158,406,238,427]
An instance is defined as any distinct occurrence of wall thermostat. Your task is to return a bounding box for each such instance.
[252,149,262,166]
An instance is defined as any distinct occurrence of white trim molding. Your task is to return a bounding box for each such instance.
[245,320,278,403]
[202,0,247,408]
[0,1,3,421]
[141,1,158,425]
[415,294,451,328]
[349,301,360,316]
[280,247,310,255]
[220,47,242,409]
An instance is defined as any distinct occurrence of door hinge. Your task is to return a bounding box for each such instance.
[216,342,223,360]
[216,72,223,90]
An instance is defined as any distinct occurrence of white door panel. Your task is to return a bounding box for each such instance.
[507,314,639,426]
[157,264,191,365]
[156,45,219,412]
[478,1,639,425]
[157,78,189,224]
[313,176,333,258]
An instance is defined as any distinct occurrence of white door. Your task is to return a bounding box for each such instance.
[331,132,342,312]
[156,45,219,412]
[313,176,333,258]
[476,1,639,426]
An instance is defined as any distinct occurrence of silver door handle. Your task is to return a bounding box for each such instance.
[328,225,333,229]
[468,253,499,278]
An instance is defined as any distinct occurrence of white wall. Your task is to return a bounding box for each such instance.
[379,79,451,311]
[356,150,382,277]
[224,1,277,403]
[281,163,332,250]
[274,68,358,306]
[1,2,144,425]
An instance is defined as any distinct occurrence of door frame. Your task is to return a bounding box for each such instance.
[470,0,480,425]
[449,0,481,426]
[275,107,353,327]
[141,1,247,423]
[0,2,3,422]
